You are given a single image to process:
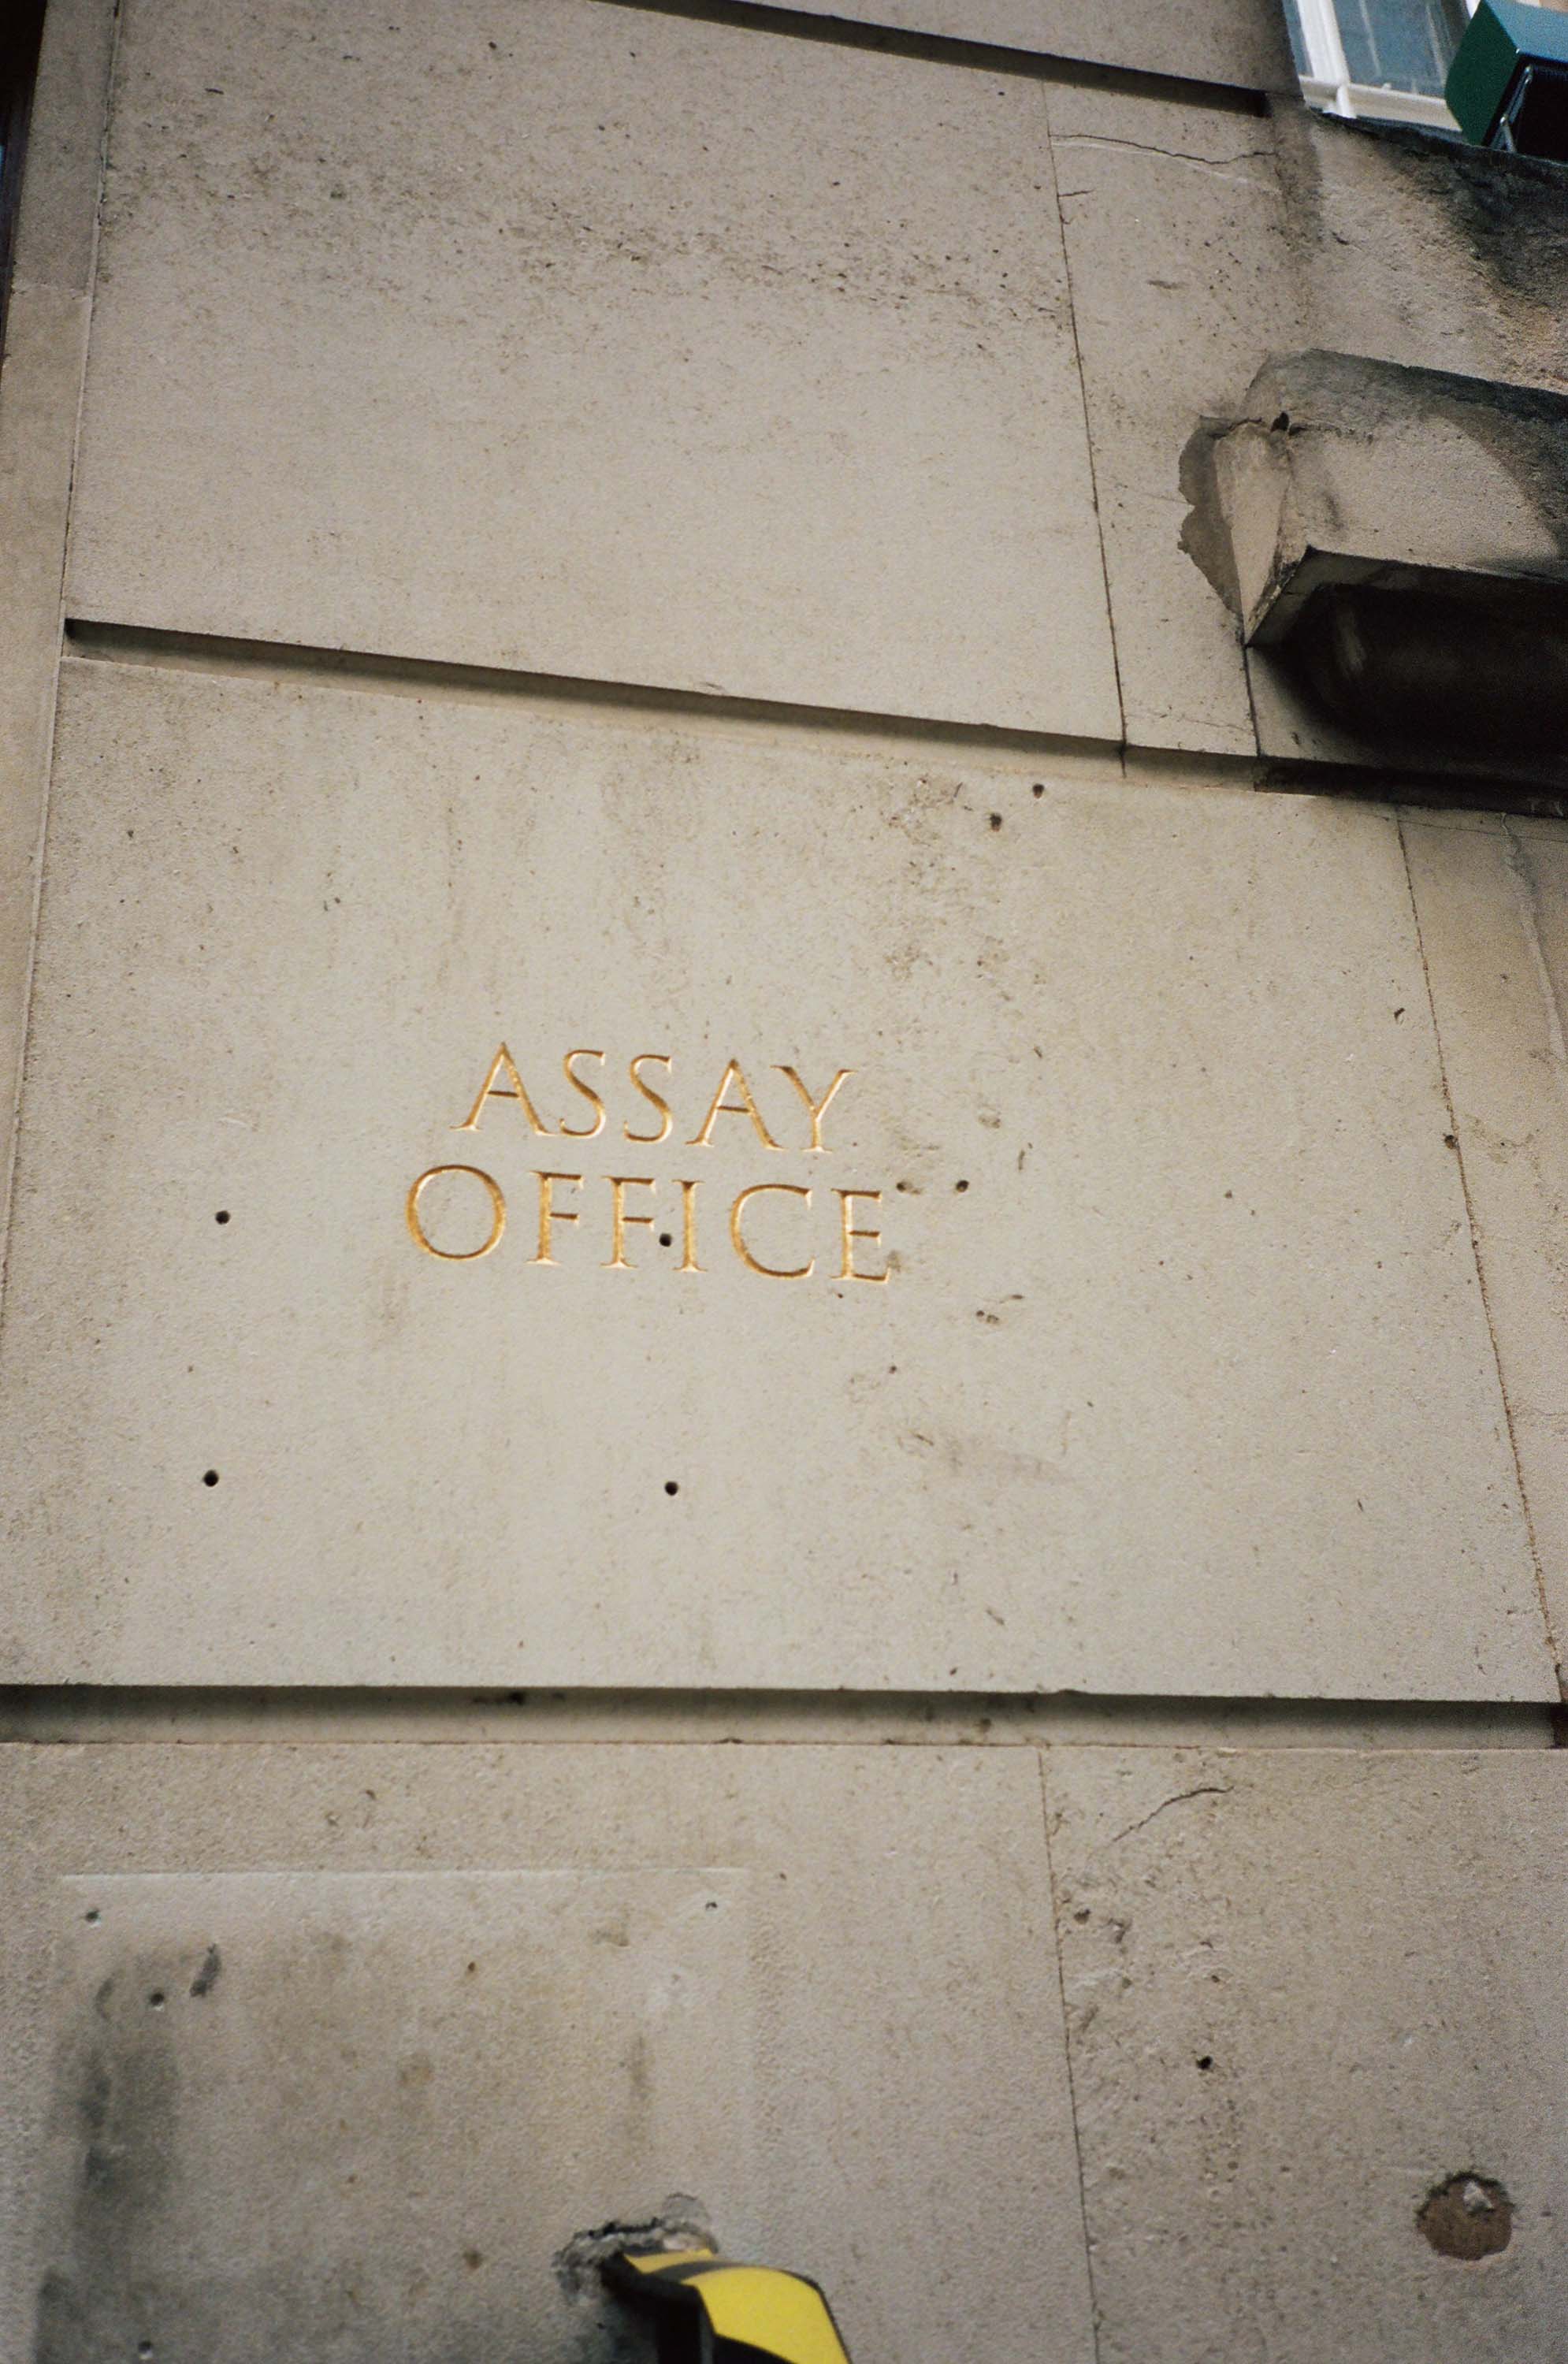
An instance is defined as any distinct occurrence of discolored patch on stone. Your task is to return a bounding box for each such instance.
[1418,2173,1513,2261]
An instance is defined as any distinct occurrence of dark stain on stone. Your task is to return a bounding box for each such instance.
[32,2273,84,2364]
[1418,2172,1514,2260]
[188,1945,221,1999]
[77,2057,111,2139]
[33,1956,182,2363]
[1284,109,1568,384]
[1409,136,1568,331]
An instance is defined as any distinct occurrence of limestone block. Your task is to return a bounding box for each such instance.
[1401,810,1568,1675]
[64,0,1118,741]
[734,0,1297,91]
[0,1742,1093,2364]
[1043,84,1301,755]
[0,655,1550,1697]
[1046,1746,1568,2362]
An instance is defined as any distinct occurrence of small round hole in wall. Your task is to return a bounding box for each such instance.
[664,1481,679,1496]
[147,1991,165,2011]
[214,1210,230,1225]
[203,1470,220,1487]
[658,1232,673,1247]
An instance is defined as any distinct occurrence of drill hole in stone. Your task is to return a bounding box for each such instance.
[84,1909,101,1926]
[658,1232,673,1247]
[214,1210,230,1225]
[203,1470,220,1487]
[1418,2173,1513,2260]
[147,1991,166,2011]
[664,1481,679,1496]
[1195,2055,1214,2072]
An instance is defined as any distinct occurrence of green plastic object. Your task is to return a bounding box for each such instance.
[1447,0,1568,145]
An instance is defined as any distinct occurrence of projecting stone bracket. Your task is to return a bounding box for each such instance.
[1180,350,1568,756]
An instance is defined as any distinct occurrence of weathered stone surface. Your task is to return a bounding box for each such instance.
[1277,110,1568,403]
[1044,84,1300,754]
[36,1868,754,2363]
[0,1742,1092,2364]
[738,0,1297,91]
[1402,810,1568,1676]
[65,0,1118,739]
[1046,1745,1568,2363]
[0,656,1549,1697]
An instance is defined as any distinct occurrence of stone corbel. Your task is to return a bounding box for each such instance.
[1180,350,1568,750]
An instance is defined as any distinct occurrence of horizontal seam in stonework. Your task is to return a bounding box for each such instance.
[63,625,1562,812]
[62,618,1135,764]
[0,1689,1558,1751]
[590,0,1274,117]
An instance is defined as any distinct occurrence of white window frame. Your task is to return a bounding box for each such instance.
[1292,0,1480,127]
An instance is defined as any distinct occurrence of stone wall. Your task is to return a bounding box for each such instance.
[1,2,1564,2357]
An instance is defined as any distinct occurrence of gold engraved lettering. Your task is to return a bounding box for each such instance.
[689,1059,782,1151]
[456,1043,550,1136]
[606,1176,656,1271]
[407,1165,507,1262]
[533,1171,582,1266]
[837,1189,889,1284]
[775,1065,853,1152]
[559,1048,608,1139]
[626,1052,674,1145]
[678,1179,702,1273]
[730,1183,814,1279]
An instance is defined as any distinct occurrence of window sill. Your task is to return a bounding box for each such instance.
[1299,73,1460,128]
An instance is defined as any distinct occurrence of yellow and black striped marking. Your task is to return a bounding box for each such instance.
[604,2245,853,2364]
